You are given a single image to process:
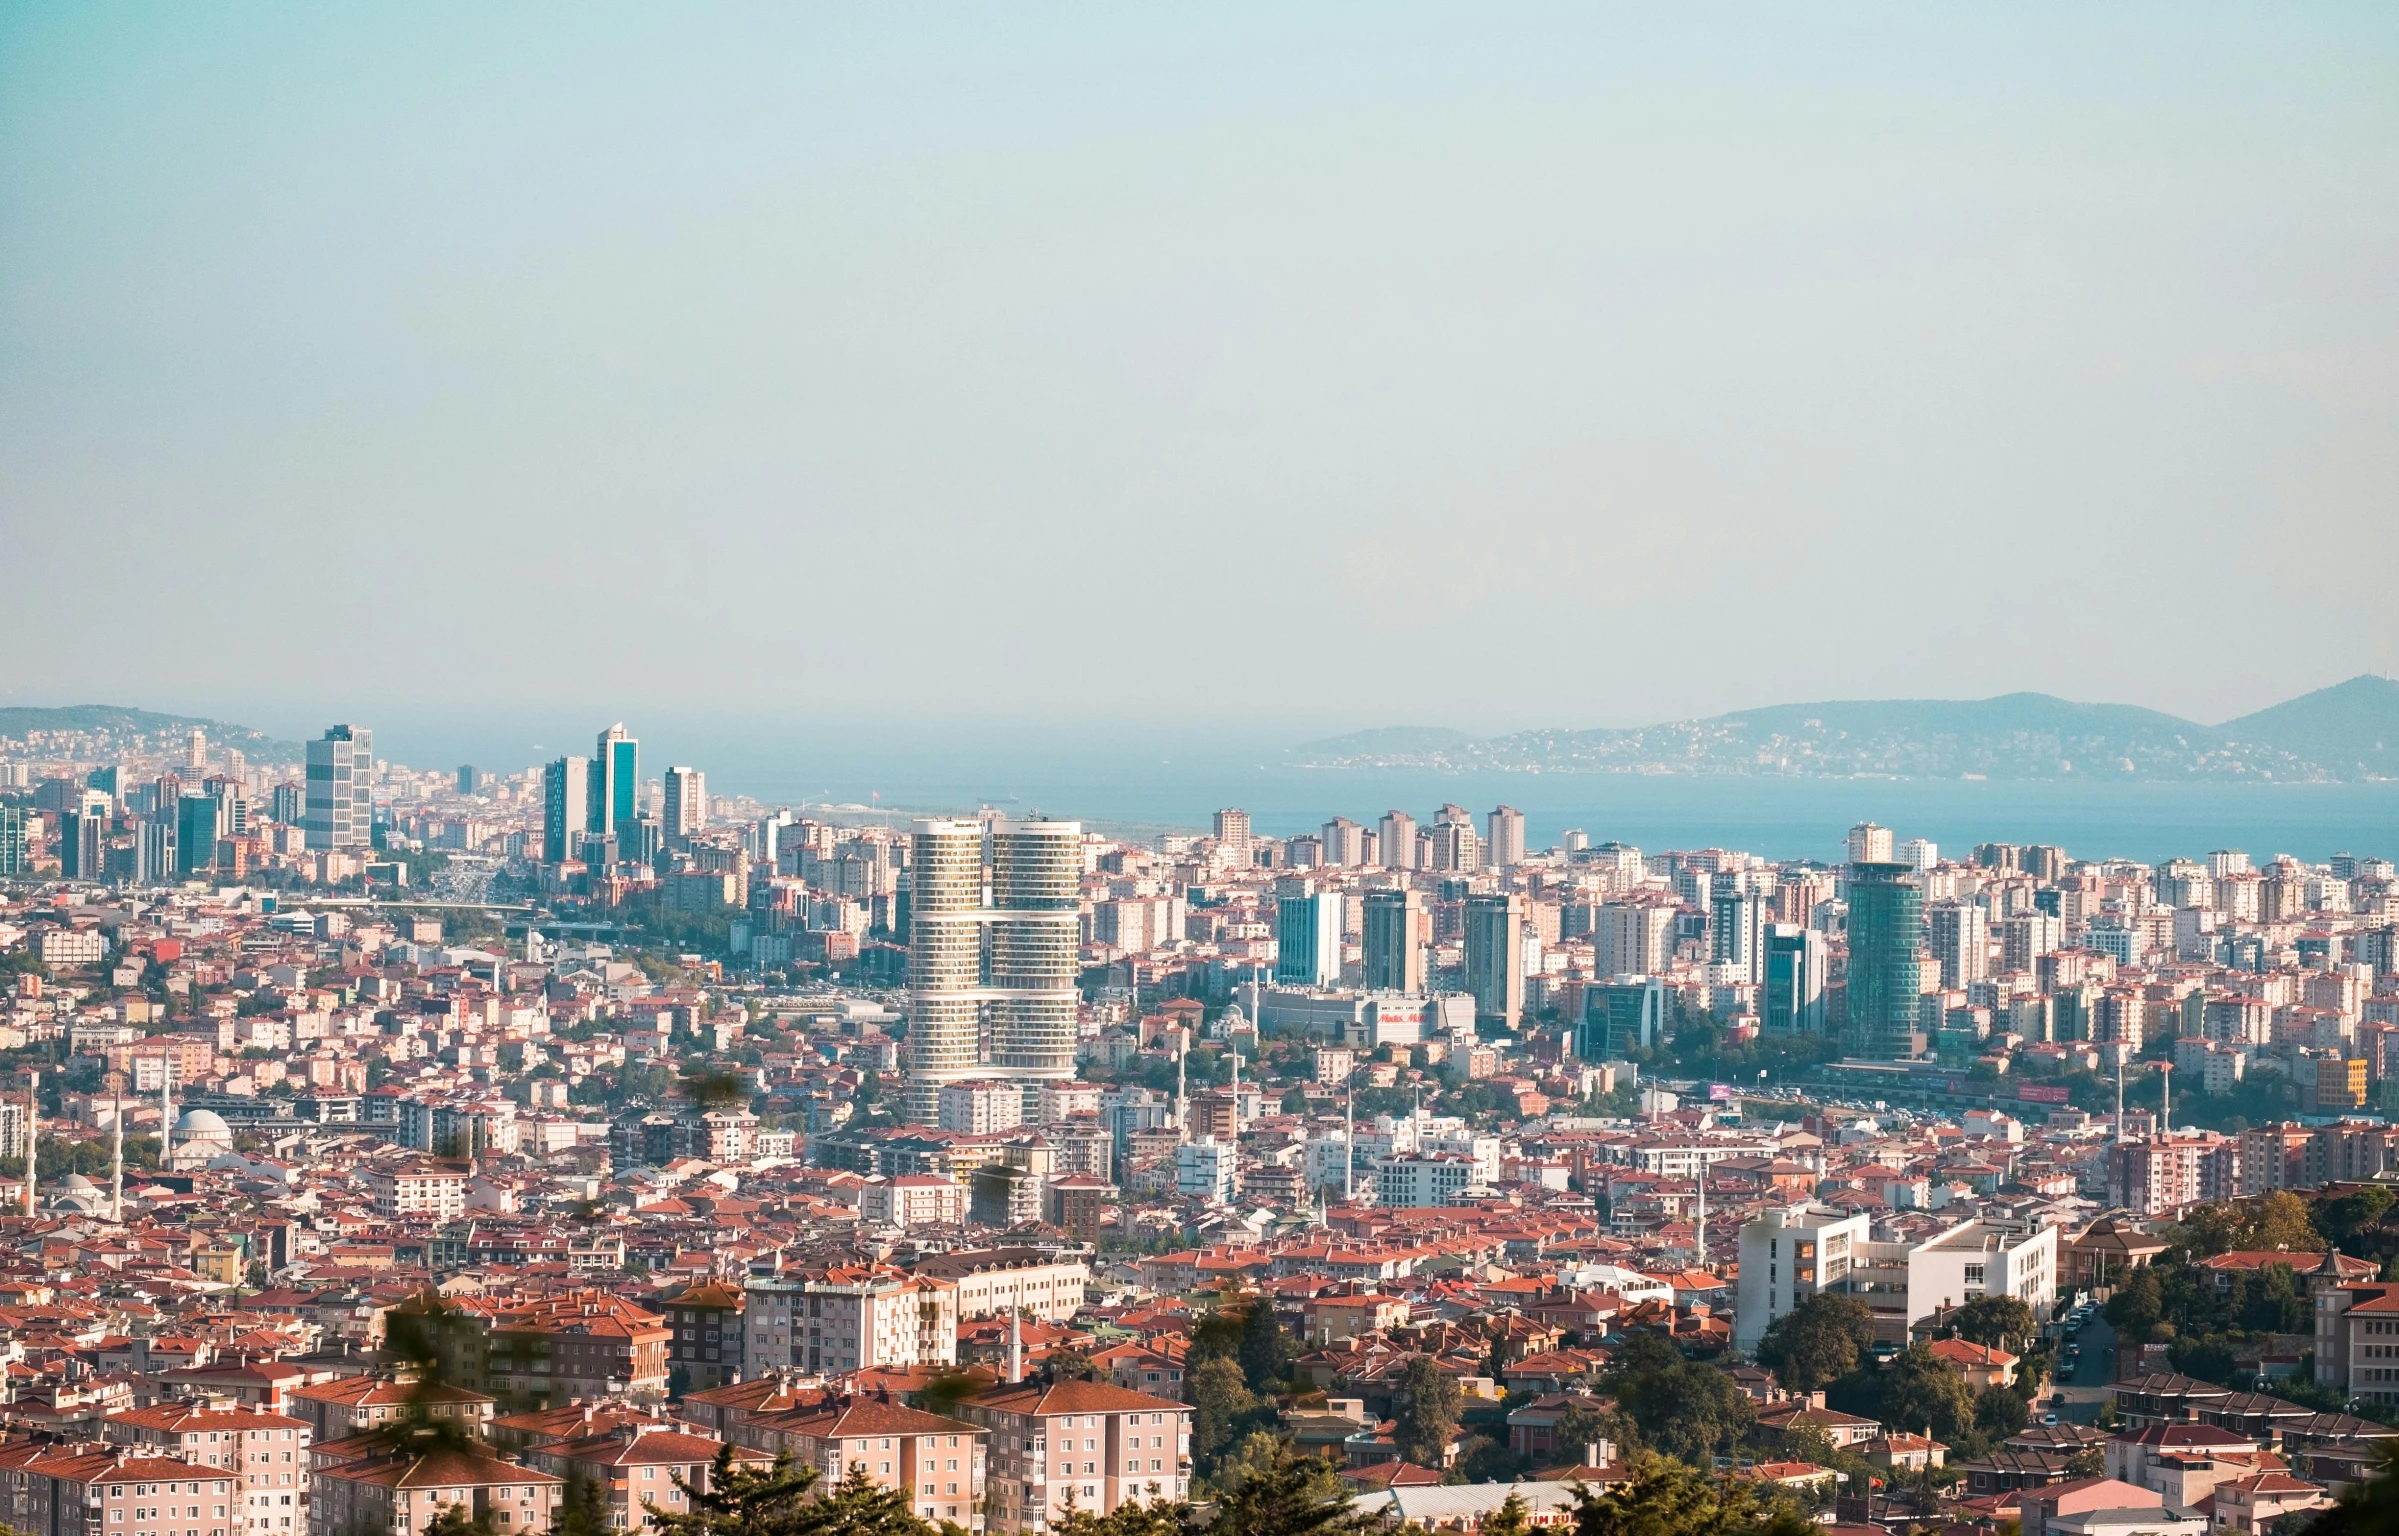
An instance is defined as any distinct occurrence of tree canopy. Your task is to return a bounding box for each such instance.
[1394,1356,1464,1469]
[1567,1453,1815,1536]
[1755,1294,1874,1393]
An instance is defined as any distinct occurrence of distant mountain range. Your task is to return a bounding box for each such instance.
[0,705,300,759]
[1293,676,2399,783]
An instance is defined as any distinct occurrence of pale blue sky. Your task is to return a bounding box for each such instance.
[3,5,2394,732]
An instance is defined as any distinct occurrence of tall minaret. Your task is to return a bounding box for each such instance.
[1342,1088,1354,1205]
[1174,1046,1188,1142]
[21,1072,36,1218]
[111,1077,124,1222]
[1695,1156,1708,1267]
[161,1066,175,1172]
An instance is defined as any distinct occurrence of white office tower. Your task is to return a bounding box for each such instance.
[304,724,373,851]
[1275,879,1344,988]
[662,766,707,843]
[1847,822,1894,864]
[906,818,1082,1126]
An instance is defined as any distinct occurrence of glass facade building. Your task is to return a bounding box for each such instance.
[1844,860,1926,1059]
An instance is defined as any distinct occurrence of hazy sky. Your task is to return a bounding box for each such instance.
[4,5,2395,735]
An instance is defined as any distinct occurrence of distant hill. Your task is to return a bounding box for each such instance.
[0,705,299,758]
[1293,725,1477,760]
[1291,679,2398,782]
[2220,675,2399,781]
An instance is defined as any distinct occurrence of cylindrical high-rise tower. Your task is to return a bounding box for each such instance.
[988,821,1083,1118]
[906,819,990,1125]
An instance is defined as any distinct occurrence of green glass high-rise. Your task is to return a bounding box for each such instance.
[591,723,638,835]
[1577,976,1664,1061]
[1845,860,1926,1059]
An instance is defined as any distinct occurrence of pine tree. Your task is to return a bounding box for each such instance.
[801,1463,938,1536]
[644,1445,822,1536]
[1203,1441,1381,1536]
[1481,1492,1533,1536]
[1393,1357,1462,1470]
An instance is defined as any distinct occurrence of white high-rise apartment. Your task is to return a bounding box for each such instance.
[907,818,1082,1125]
[1379,810,1418,870]
[304,724,373,852]
[1320,817,1366,867]
[1484,805,1526,870]
[1928,900,1991,989]
[1847,822,1894,864]
[1594,900,1674,979]
[663,766,707,843]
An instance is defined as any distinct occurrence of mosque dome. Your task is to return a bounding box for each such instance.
[58,1173,98,1193]
[174,1109,235,1142]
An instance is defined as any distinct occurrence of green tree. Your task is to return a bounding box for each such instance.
[2239,1263,2306,1334]
[1238,1300,1298,1394]
[1190,1358,1257,1469]
[1058,1495,1193,1536]
[1567,1453,1814,1536]
[2105,1266,2163,1340]
[1951,1297,2038,1353]
[1481,1493,1533,1536]
[1212,1432,1298,1496]
[644,1445,822,1536]
[1754,1294,1875,1393]
[554,1476,614,1536]
[1603,1351,1754,1468]
[1202,1441,1381,1536]
[805,1462,939,1536]
[1189,1307,1247,1366]
[2251,1191,2321,1251]
[2064,1448,2104,1478]
[2318,1187,2395,1255]
[1394,1356,1464,1470]
[1878,1346,1976,1446]
[1973,1386,2029,1441]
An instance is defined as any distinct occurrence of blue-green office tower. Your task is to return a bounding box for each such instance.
[591,723,638,835]
[1844,860,1926,1059]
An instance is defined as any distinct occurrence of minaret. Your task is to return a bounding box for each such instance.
[111,1077,124,1222]
[2113,1051,2125,1143]
[1008,1305,1023,1384]
[21,1072,36,1218]
[1342,1089,1354,1206]
[1695,1156,1708,1267]
[2159,1063,2172,1136]
[1174,1046,1188,1142]
[161,1068,175,1171]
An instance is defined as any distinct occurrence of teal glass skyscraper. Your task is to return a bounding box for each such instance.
[591,723,637,834]
[1844,861,1926,1059]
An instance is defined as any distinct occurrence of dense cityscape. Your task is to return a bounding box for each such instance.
[0,715,2391,1536]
